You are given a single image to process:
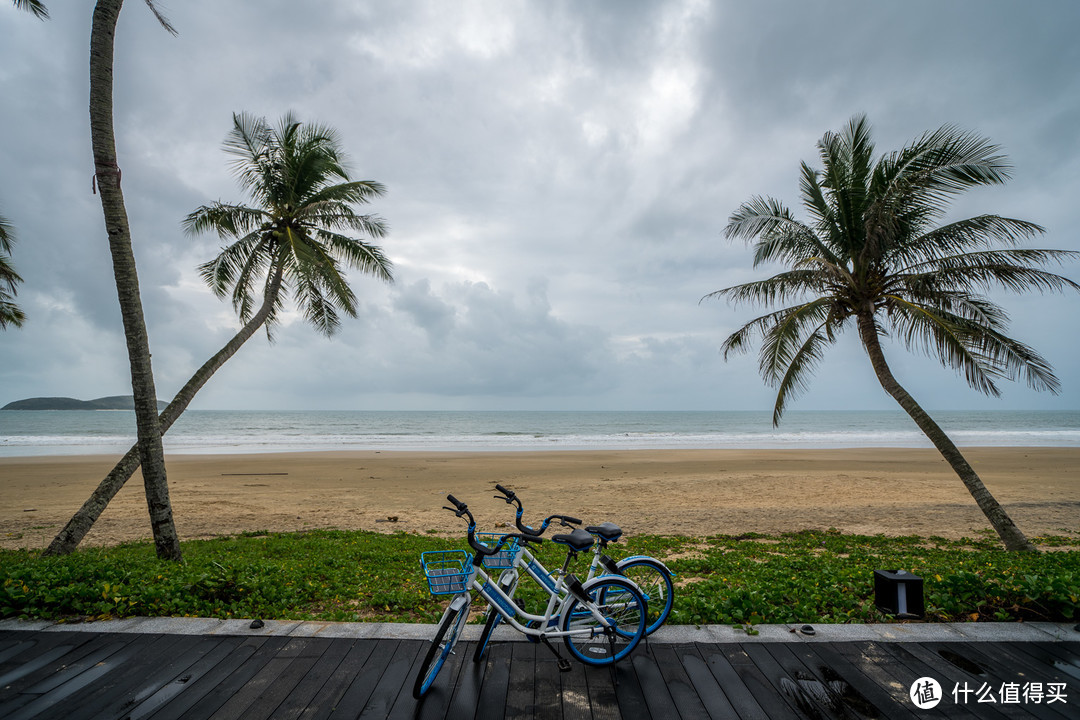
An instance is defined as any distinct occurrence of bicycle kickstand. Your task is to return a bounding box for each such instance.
[605,626,621,687]
[539,634,573,672]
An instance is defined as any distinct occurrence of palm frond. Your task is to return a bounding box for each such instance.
[758,299,837,387]
[770,320,838,425]
[12,0,48,20]
[702,269,828,308]
[196,231,267,300]
[313,229,394,282]
[885,298,1004,397]
[184,203,269,239]
[0,212,14,254]
[898,249,1080,295]
[889,215,1045,267]
[144,0,177,36]
[725,195,841,268]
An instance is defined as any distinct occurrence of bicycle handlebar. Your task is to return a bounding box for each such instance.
[444,494,542,559]
[494,484,582,537]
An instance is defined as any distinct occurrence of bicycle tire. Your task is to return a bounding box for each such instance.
[559,576,646,666]
[614,558,674,635]
[413,602,468,698]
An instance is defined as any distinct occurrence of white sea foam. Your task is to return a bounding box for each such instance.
[1,410,1077,456]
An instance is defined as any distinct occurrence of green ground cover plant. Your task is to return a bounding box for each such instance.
[1,529,1077,625]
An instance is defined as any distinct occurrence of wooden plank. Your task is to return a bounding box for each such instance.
[0,637,90,701]
[267,638,357,720]
[148,636,278,720]
[0,632,112,699]
[766,641,918,720]
[725,644,804,719]
[443,642,488,720]
[693,644,770,720]
[23,635,141,694]
[865,642,995,720]
[475,641,513,720]
[610,654,651,719]
[115,635,245,720]
[679,651,740,720]
[319,637,400,718]
[646,645,709,719]
[505,640,537,718]
[357,639,424,718]
[1012,642,1080,683]
[8,634,161,720]
[903,643,1064,720]
[534,648,563,720]
[295,638,378,720]
[0,631,91,673]
[234,638,335,720]
[57,632,207,719]
[0,638,38,665]
[791,642,918,720]
[559,661,594,720]
[581,660,622,720]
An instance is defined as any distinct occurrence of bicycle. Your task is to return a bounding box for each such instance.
[413,494,648,699]
[472,484,674,663]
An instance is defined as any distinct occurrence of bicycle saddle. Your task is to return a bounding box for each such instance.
[551,527,594,553]
[585,522,622,542]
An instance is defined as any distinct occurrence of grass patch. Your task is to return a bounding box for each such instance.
[1,529,1077,625]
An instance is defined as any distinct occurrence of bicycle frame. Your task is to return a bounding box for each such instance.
[464,553,622,639]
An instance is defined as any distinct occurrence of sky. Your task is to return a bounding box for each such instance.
[1,0,1078,413]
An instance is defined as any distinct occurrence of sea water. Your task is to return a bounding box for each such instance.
[0,409,1078,457]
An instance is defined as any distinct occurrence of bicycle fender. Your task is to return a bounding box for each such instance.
[580,573,645,597]
[449,594,471,613]
[617,555,675,577]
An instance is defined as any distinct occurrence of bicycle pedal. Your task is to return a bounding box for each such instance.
[557,658,572,672]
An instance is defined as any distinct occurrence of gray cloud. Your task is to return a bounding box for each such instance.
[1,0,1077,412]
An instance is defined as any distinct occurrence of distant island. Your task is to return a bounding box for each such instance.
[2,396,168,411]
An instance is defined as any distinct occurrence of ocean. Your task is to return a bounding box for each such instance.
[0,409,1078,457]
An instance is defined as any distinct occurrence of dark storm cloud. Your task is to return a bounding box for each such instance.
[1,0,1077,411]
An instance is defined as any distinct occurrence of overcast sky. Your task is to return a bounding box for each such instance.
[1,0,1078,412]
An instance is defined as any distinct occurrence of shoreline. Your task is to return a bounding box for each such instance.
[1,446,1077,550]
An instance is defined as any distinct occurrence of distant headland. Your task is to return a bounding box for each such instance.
[2,396,168,411]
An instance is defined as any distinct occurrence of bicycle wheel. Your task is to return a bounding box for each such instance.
[413,601,469,699]
[559,576,646,666]
[615,558,674,635]
[473,571,518,663]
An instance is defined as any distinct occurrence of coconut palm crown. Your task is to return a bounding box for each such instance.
[45,113,391,556]
[706,115,1079,551]
[185,112,392,338]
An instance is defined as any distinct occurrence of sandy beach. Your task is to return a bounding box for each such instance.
[1,447,1078,550]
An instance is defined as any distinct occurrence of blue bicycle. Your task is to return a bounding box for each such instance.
[413,495,648,699]
[472,485,675,663]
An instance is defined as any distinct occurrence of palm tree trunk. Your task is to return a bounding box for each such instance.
[855,310,1038,552]
[90,0,181,561]
[44,268,284,556]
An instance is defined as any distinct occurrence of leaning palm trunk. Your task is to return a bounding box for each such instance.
[856,311,1037,552]
[44,269,284,556]
[90,0,180,560]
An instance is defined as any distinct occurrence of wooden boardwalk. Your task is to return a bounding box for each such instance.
[1,628,1077,719]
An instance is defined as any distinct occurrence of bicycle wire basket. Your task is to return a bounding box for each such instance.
[476,532,520,570]
[421,550,471,595]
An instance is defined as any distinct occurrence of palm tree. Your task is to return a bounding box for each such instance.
[90,0,181,560]
[705,115,1079,552]
[45,112,392,556]
[0,212,27,329]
